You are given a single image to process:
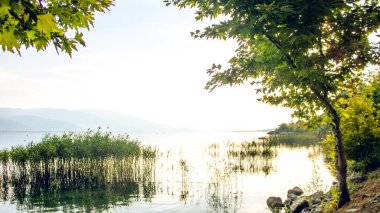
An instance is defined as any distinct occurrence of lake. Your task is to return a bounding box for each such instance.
[0,131,334,212]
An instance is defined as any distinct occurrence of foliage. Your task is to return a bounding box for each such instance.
[328,186,341,211]
[340,73,380,171]
[275,122,308,134]
[166,0,380,206]
[349,161,367,173]
[322,134,338,176]
[322,72,380,172]
[273,120,331,135]
[166,0,379,119]
[0,0,114,56]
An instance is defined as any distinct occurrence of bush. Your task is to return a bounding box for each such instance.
[322,73,380,173]
[341,91,380,171]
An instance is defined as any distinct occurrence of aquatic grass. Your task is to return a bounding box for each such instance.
[226,138,277,159]
[208,138,278,175]
[0,130,158,197]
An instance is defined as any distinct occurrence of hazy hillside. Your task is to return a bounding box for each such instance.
[0,108,185,133]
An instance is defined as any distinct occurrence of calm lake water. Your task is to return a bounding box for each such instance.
[0,131,334,212]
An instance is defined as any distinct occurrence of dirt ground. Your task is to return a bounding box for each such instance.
[337,169,380,213]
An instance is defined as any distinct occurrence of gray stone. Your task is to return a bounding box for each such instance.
[309,191,324,205]
[349,173,367,183]
[283,198,293,207]
[288,192,299,201]
[288,186,304,197]
[290,199,309,213]
[267,196,283,209]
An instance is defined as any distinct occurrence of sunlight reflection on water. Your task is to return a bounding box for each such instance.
[0,131,334,213]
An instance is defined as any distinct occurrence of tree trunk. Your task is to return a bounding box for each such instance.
[311,87,350,207]
[331,113,350,207]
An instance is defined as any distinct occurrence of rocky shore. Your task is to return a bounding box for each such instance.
[267,169,380,213]
[267,186,324,213]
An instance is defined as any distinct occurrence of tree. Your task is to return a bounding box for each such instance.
[0,0,114,56]
[166,0,380,206]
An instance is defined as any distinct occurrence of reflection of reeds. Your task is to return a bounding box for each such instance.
[207,161,242,213]
[268,134,321,147]
[179,159,189,202]
[0,130,158,211]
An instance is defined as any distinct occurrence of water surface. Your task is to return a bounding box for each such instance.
[0,131,334,212]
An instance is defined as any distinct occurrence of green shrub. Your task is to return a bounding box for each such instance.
[322,74,380,173]
[349,161,367,173]
[341,91,380,171]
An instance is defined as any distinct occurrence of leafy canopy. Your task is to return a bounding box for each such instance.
[0,0,114,56]
[166,0,380,119]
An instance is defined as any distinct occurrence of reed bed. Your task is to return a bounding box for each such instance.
[207,138,278,175]
[0,130,157,195]
[227,138,277,159]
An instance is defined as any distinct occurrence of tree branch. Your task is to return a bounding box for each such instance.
[310,86,337,120]
[263,32,297,69]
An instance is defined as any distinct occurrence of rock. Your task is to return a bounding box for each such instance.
[283,198,293,207]
[290,199,309,213]
[288,192,299,201]
[267,196,283,209]
[288,186,304,197]
[349,173,367,183]
[309,191,324,205]
[311,205,323,213]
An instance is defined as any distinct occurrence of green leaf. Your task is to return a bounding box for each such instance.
[26,30,36,41]
[0,28,19,52]
[37,14,58,37]
[0,4,10,19]
[74,32,86,47]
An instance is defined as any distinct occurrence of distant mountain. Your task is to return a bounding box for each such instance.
[0,118,30,130]
[0,108,187,133]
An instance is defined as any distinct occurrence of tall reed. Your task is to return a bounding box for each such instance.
[0,130,158,196]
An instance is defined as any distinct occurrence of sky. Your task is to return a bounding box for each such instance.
[0,0,293,131]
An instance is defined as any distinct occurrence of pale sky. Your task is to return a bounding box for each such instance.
[0,0,292,131]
